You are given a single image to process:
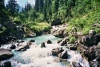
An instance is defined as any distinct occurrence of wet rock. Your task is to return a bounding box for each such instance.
[16,42,30,51]
[2,61,11,67]
[90,59,100,67]
[29,39,35,42]
[10,44,16,49]
[78,31,100,47]
[0,49,13,61]
[17,40,24,43]
[52,47,64,56]
[58,50,68,59]
[79,45,100,61]
[41,42,46,48]
[69,45,77,50]
[59,37,68,46]
[47,40,52,44]
[70,62,82,67]
[51,29,68,38]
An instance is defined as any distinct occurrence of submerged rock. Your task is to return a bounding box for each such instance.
[0,49,13,61]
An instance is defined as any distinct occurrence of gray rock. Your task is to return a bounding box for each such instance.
[41,42,46,48]
[10,44,16,49]
[16,42,30,51]
[0,49,13,61]
[52,47,64,56]
[2,61,11,67]
[47,40,52,44]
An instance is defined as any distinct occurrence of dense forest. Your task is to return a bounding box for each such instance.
[0,0,100,44]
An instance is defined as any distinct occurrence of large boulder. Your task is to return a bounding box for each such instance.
[78,31,100,47]
[58,50,68,59]
[59,37,69,46]
[1,61,11,67]
[51,29,68,38]
[0,49,13,61]
[16,42,30,51]
[52,47,64,56]
[79,45,100,61]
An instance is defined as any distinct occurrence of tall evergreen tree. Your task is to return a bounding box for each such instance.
[54,0,59,12]
[34,0,39,12]
[39,0,44,12]
[6,0,19,16]
[24,2,32,12]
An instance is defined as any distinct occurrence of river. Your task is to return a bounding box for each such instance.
[1,34,90,67]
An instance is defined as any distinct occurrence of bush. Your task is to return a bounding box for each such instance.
[68,34,76,43]
[30,22,51,33]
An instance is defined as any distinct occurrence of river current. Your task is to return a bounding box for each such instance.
[1,34,90,67]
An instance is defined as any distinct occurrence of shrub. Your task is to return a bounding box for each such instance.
[30,22,50,33]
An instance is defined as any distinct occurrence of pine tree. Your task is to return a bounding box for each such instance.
[6,0,19,16]
[24,2,32,12]
[34,0,39,12]
[54,0,59,12]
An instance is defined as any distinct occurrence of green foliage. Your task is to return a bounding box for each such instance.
[30,22,50,33]
[2,0,100,35]
[6,0,19,16]
[68,34,76,43]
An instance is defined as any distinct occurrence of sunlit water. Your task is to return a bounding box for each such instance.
[1,34,90,67]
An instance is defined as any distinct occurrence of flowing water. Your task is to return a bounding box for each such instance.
[1,34,90,67]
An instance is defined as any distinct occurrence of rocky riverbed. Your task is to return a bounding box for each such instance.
[0,23,100,67]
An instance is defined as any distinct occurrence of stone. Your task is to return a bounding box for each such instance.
[52,47,64,56]
[16,42,30,51]
[0,49,13,61]
[57,40,62,43]
[41,42,46,48]
[29,39,35,42]
[69,45,77,50]
[70,62,82,67]
[3,61,11,67]
[58,50,68,59]
[89,30,96,36]
[47,40,52,44]
[10,44,16,49]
